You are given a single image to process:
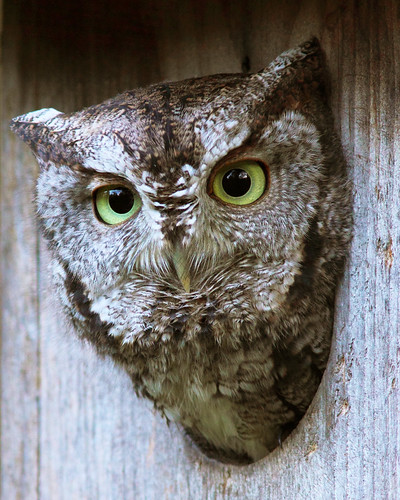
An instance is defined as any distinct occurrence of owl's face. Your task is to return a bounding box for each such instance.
[11,39,351,463]
[12,52,327,346]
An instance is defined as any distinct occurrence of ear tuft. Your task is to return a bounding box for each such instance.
[10,108,63,127]
[10,108,64,140]
[248,37,328,118]
[9,108,67,162]
[253,37,324,88]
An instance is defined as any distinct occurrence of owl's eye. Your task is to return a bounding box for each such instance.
[94,185,141,225]
[208,160,268,206]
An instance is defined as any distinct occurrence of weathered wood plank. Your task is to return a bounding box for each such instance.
[1,1,41,496]
[1,0,399,498]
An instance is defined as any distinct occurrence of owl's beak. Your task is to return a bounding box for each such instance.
[172,243,191,292]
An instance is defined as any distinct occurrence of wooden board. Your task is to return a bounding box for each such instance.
[1,0,399,498]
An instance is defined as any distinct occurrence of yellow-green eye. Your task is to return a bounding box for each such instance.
[94,185,141,225]
[209,160,268,205]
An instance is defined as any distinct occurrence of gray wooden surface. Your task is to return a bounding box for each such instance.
[1,1,399,498]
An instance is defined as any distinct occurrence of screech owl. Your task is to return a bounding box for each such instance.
[11,39,351,464]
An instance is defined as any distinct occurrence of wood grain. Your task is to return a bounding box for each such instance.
[1,0,399,498]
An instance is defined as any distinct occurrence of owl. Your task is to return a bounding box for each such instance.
[11,39,351,464]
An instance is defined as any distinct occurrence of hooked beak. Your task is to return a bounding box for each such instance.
[172,243,191,292]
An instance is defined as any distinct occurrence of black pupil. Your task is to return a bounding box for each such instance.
[108,188,134,214]
[222,169,251,197]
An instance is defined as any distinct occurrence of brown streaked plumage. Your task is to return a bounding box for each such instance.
[10,39,351,464]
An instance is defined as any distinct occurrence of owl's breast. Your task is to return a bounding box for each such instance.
[57,240,332,463]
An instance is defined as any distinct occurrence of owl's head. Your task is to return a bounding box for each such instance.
[10,39,350,352]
